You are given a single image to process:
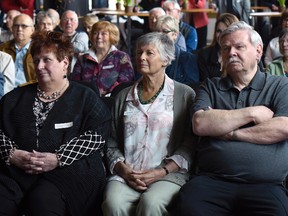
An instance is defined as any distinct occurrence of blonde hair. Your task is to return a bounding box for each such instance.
[90,21,120,45]
[82,14,99,26]
[155,15,179,32]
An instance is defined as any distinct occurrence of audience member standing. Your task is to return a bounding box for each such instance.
[0,14,36,86]
[187,0,209,49]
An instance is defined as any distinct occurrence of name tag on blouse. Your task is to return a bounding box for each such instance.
[103,65,114,69]
[55,122,73,129]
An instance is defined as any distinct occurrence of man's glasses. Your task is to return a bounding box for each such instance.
[12,24,33,29]
[62,18,77,23]
[162,29,174,34]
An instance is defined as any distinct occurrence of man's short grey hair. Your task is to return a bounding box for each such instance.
[149,7,165,15]
[36,11,55,25]
[61,10,78,21]
[219,21,263,49]
[162,0,181,10]
[136,32,175,65]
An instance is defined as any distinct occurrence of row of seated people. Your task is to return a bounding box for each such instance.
[1,19,288,215]
[2,3,286,101]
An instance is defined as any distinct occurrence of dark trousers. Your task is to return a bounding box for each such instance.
[24,179,67,216]
[0,177,66,216]
[178,175,288,216]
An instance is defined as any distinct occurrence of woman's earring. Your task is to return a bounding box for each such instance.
[63,74,67,79]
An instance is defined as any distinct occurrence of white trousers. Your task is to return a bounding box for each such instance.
[102,180,181,216]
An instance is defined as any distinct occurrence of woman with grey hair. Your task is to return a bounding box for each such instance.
[36,11,54,32]
[102,32,195,216]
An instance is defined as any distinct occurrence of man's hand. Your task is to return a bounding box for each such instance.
[251,106,274,124]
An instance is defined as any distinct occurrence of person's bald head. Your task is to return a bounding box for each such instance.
[12,14,35,46]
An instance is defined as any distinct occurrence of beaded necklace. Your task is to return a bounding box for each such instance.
[37,81,69,100]
[138,78,165,104]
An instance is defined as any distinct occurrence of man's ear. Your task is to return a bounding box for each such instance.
[256,44,263,62]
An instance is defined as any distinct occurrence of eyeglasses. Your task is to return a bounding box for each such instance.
[12,24,33,29]
[62,18,78,23]
[162,29,174,34]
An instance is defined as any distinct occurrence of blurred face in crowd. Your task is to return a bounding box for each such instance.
[149,9,165,31]
[279,33,288,57]
[91,30,111,50]
[60,11,78,36]
[162,2,180,21]
[282,17,288,29]
[12,14,35,45]
[6,10,21,31]
[47,8,60,29]
[215,21,228,45]
[159,24,178,43]
[38,16,54,32]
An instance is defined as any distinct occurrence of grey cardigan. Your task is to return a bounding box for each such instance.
[106,80,196,186]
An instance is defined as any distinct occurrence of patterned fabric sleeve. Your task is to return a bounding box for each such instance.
[0,129,17,163]
[56,130,105,167]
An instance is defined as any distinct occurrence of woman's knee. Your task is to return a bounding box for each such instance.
[24,180,66,216]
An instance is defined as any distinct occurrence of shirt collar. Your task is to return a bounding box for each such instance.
[126,74,174,103]
[86,45,117,61]
[14,40,31,51]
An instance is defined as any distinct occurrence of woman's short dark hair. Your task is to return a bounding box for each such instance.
[30,31,74,71]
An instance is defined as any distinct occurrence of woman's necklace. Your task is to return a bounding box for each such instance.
[138,78,165,104]
[37,81,69,100]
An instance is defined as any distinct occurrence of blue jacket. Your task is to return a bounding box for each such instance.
[166,46,200,85]
[179,21,198,52]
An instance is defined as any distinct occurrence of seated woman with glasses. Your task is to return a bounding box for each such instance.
[0,31,111,216]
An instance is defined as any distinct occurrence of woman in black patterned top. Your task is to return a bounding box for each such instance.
[0,31,111,216]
